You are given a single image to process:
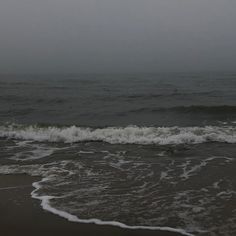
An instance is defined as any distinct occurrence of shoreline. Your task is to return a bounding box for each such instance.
[0,174,186,236]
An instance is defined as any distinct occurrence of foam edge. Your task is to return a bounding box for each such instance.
[31,178,194,236]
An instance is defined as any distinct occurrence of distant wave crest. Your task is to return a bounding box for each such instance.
[130,105,236,114]
[0,124,236,145]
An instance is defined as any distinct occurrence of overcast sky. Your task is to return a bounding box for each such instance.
[0,0,236,73]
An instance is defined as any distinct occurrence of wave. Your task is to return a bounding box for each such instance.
[0,124,236,145]
[0,95,67,104]
[130,105,236,114]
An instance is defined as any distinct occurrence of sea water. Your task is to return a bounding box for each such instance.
[0,72,236,235]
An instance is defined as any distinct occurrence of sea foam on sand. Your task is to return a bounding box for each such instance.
[31,177,194,236]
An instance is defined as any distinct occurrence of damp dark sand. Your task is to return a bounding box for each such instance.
[0,174,182,236]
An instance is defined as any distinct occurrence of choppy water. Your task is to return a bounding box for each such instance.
[0,73,236,235]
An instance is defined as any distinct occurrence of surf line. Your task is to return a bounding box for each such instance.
[31,178,195,236]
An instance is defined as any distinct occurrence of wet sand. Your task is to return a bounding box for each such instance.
[0,174,183,236]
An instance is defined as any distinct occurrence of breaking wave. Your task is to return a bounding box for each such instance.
[0,124,236,145]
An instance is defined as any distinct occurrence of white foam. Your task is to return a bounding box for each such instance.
[31,178,194,236]
[10,146,55,161]
[180,161,207,179]
[217,191,236,197]
[160,171,172,180]
[213,180,221,189]
[1,124,236,145]
[180,156,234,180]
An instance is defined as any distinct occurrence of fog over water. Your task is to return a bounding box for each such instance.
[1,2,236,235]
[0,0,236,73]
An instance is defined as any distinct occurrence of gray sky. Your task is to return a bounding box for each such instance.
[0,0,236,73]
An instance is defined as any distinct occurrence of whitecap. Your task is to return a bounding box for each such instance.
[0,124,236,145]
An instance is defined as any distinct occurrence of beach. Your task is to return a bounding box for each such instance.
[0,174,182,236]
[1,0,236,234]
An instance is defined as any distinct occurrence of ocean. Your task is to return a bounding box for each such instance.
[0,73,236,236]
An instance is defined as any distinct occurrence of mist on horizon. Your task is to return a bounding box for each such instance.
[0,0,236,74]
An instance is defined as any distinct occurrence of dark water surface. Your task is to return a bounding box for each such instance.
[1,73,236,126]
[0,73,236,235]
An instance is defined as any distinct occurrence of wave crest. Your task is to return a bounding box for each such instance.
[0,124,236,145]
